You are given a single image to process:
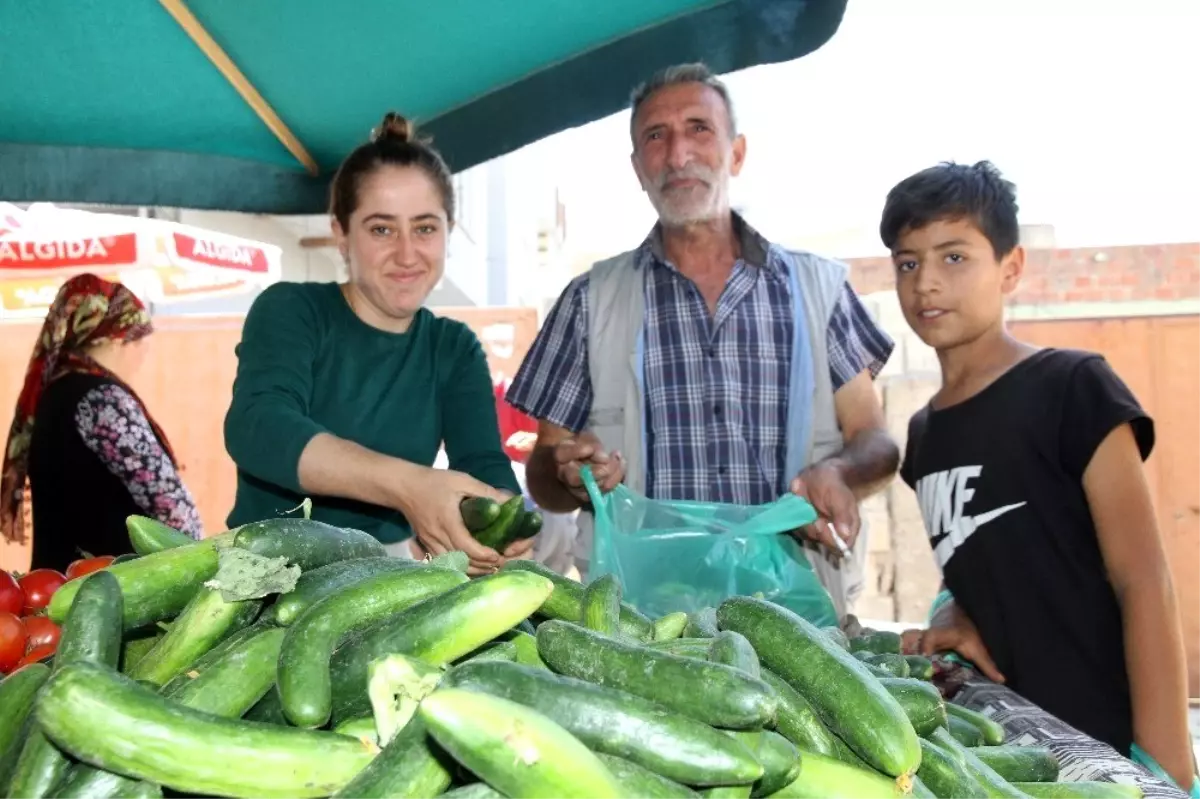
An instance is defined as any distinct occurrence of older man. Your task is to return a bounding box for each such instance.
[507,63,899,615]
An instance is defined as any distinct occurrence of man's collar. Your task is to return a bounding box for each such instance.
[640,212,780,273]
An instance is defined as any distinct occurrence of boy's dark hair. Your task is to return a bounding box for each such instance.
[879,160,1019,258]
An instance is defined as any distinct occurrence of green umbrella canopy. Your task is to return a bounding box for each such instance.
[0,0,846,214]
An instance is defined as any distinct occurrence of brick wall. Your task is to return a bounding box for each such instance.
[845,242,1200,304]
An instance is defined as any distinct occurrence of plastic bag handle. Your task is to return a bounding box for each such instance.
[580,465,604,508]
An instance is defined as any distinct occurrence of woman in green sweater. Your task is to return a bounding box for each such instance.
[224,112,525,573]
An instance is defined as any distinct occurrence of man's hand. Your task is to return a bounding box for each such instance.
[790,460,859,555]
[553,431,625,503]
[901,599,1006,684]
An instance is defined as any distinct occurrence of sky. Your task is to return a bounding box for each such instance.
[516,0,1200,260]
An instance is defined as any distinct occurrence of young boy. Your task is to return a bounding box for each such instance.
[883,160,1196,792]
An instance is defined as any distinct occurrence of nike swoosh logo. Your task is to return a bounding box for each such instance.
[933,502,1027,567]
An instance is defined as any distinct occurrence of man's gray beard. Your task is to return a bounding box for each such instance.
[651,187,726,228]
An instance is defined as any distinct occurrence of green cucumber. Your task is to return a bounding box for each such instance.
[328,570,554,723]
[244,688,289,725]
[111,553,140,564]
[648,637,714,658]
[724,730,801,796]
[367,655,446,745]
[162,625,286,718]
[457,640,518,665]
[437,785,504,799]
[683,607,720,638]
[830,733,875,770]
[428,550,469,572]
[709,630,761,678]
[878,677,948,737]
[126,515,194,554]
[971,747,1059,783]
[934,731,1027,799]
[654,612,690,641]
[0,664,51,793]
[459,497,501,533]
[35,662,377,798]
[767,750,906,798]
[849,631,903,655]
[867,653,911,678]
[596,754,700,798]
[267,556,426,625]
[48,540,221,629]
[333,716,378,743]
[331,717,452,799]
[233,517,386,569]
[159,619,271,695]
[702,787,753,798]
[508,509,544,543]
[442,660,764,787]
[278,567,467,728]
[930,727,969,766]
[119,633,161,674]
[905,655,935,681]
[949,715,987,747]
[581,573,621,635]
[717,597,920,779]
[916,736,985,799]
[130,587,260,686]
[947,703,1006,746]
[9,571,125,799]
[911,775,938,799]
[509,631,549,669]
[473,496,524,551]
[823,627,851,650]
[759,669,839,758]
[536,619,778,729]
[420,687,623,798]
[1013,782,1142,799]
[51,764,163,798]
[500,559,654,641]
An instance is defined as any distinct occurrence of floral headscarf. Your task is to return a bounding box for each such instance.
[1,273,173,543]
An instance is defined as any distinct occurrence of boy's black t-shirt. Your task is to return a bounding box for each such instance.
[901,348,1154,754]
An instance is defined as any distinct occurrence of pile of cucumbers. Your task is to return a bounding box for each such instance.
[0,514,1145,799]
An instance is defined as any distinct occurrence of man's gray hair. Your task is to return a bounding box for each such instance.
[629,62,737,140]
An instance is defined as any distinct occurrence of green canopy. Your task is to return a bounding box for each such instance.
[0,0,846,214]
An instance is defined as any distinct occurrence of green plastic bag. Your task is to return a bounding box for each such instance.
[582,467,839,626]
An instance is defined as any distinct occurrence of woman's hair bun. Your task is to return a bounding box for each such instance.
[372,112,414,144]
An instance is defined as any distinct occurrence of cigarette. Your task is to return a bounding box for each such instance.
[827,521,851,556]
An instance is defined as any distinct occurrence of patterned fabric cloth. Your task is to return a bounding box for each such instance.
[507,219,894,505]
[1,273,176,543]
[74,384,202,538]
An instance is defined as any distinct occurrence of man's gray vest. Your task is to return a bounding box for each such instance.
[573,242,869,620]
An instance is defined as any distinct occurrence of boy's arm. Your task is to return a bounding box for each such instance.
[1084,422,1195,789]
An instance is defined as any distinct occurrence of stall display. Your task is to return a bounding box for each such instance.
[0,507,1187,799]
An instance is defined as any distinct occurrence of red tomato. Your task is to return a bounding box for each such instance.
[18,569,67,615]
[16,643,56,669]
[0,571,21,616]
[0,611,28,674]
[22,615,60,652]
[65,556,115,582]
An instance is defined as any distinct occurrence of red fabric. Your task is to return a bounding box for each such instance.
[495,379,537,463]
[1,273,175,543]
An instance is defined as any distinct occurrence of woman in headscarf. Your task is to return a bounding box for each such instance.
[1,273,201,571]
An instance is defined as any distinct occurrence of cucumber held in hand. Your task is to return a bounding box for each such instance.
[442,660,764,787]
[536,619,779,730]
[501,559,655,641]
[278,566,467,728]
[233,517,386,569]
[34,662,376,798]
[459,497,501,532]
[420,688,624,799]
[717,597,920,780]
[470,494,523,551]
